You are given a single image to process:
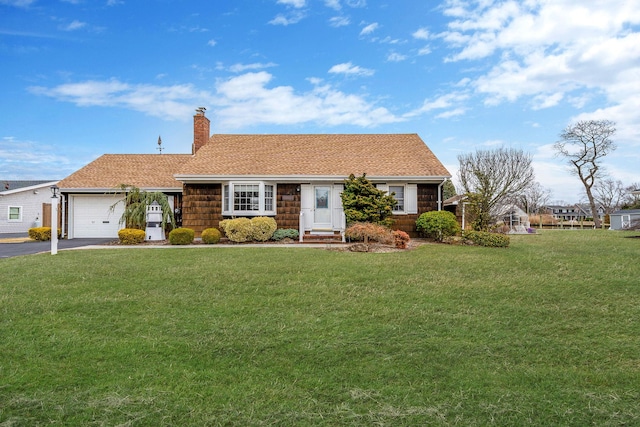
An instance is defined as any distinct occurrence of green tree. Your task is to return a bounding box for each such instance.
[341,173,397,227]
[442,179,457,200]
[109,184,175,230]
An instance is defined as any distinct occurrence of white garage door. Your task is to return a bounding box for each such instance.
[72,195,125,238]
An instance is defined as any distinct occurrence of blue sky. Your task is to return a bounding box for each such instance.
[1,0,639,202]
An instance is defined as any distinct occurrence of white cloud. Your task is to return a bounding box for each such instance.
[324,0,340,10]
[213,72,402,129]
[438,0,640,148]
[0,0,36,6]
[227,62,278,73]
[412,28,430,40]
[328,62,374,76]
[207,39,217,47]
[62,20,87,31]
[406,92,470,118]
[329,16,350,27]
[360,22,379,36]
[387,52,407,62]
[277,0,305,7]
[269,11,306,25]
[0,136,85,180]
[28,72,402,130]
[28,79,209,120]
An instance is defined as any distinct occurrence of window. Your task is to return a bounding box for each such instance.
[223,182,276,216]
[8,206,22,222]
[389,186,404,212]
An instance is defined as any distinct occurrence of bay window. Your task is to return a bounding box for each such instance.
[223,182,276,216]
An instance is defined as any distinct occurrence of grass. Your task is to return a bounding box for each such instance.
[1,230,639,426]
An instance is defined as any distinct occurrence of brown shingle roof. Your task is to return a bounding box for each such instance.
[177,134,450,178]
[58,154,191,190]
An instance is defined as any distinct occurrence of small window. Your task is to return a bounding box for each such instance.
[8,206,22,222]
[389,185,404,212]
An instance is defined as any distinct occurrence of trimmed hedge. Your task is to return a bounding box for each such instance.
[118,228,146,245]
[168,228,195,245]
[416,210,460,242]
[201,228,222,244]
[219,218,253,243]
[28,227,61,241]
[271,228,299,241]
[463,231,510,248]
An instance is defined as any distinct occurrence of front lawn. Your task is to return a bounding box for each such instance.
[1,230,639,425]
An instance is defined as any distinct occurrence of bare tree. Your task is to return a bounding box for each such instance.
[458,147,534,231]
[518,182,552,214]
[622,182,640,209]
[594,178,626,216]
[553,120,616,228]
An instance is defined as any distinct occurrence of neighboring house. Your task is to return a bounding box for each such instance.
[609,209,640,230]
[544,204,603,223]
[58,109,451,239]
[0,180,59,234]
[443,194,470,230]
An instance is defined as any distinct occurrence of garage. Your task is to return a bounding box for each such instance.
[70,195,124,238]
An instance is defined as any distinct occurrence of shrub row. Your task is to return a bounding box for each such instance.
[463,230,510,247]
[28,227,61,241]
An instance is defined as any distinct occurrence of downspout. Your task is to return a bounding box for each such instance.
[437,180,445,211]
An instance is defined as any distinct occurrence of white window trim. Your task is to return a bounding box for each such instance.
[389,185,406,214]
[8,206,22,222]
[376,183,417,215]
[222,182,276,216]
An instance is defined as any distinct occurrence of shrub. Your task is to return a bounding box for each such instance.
[271,228,299,241]
[393,230,411,249]
[341,173,396,227]
[250,217,277,241]
[201,228,221,244]
[345,222,393,244]
[28,227,61,241]
[118,228,146,245]
[219,218,253,243]
[463,230,510,247]
[168,228,194,245]
[416,211,460,242]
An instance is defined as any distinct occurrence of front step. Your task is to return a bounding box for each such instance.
[302,231,343,244]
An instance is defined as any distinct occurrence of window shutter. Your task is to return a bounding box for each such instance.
[406,184,418,214]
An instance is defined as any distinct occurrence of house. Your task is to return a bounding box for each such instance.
[609,209,640,230]
[1,180,59,234]
[58,109,451,239]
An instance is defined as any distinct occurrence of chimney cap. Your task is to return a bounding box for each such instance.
[195,107,207,115]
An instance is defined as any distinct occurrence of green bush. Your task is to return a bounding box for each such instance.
[117,228,146,245]
[416,210,460,242]
[168,228,194,245]
[250,217,277,241]
[219,218,253,243]
[201,228,221,244]
[463,230,510,247]
[345,222,393,244]
[28,227,61,241]
[271,228,299,241]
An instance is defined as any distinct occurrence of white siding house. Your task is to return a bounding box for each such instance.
[0,181,58,234]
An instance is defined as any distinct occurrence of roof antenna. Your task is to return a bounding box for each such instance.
[157,135,163,154]
[196,106,206,115]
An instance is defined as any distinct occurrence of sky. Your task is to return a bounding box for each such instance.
[1,0,639,203]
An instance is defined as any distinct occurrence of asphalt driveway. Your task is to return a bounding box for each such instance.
[0,234,115,259]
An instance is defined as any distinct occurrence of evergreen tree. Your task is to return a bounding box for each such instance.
[341,174,397,227]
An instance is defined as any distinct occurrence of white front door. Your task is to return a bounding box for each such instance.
[313,186,332,229]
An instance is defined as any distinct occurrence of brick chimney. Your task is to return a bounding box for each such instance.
[192,107,210,154]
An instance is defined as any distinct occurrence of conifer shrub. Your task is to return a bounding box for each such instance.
[201,228,222,244]
[271,228,299,241]
[219,218,253,243]
[416,210,460,242]
[463,230,510,247]
[345,222,393,244]
[117,228,146,245]
[28,227,61,241]
[168,228,194,245]
[250,217,277,241]
[393,230,411,249]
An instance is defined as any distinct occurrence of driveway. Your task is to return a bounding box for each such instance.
[0,234,114,259]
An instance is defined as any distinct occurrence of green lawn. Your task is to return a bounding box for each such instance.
[1,230,639,426]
